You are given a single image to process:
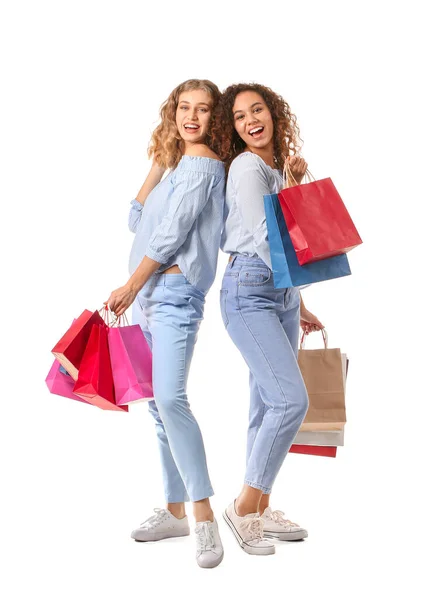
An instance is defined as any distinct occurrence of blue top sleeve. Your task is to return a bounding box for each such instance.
[128,199,143,233]
[145,168,215,264]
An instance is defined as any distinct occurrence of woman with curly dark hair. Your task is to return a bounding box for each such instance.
[214,83,325,556]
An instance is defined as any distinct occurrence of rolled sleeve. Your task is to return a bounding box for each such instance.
[128,199,143,233]
[146,170,214,264]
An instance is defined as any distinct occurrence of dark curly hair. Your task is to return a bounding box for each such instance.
[211,83,302,170]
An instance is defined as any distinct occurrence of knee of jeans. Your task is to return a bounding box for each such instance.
[287,386,309,422]
[154,390,188,415]
[299,392,309,421]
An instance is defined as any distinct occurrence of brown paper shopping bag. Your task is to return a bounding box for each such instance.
[298,330,347,432]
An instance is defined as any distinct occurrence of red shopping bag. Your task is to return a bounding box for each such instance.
[278,173,362,265]
[108,315,154,406]
[73,324,128,412]
[52,310,105,380]
[289,444,337,458]
[45,359,91,405]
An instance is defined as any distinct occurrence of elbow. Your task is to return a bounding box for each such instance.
[128,216,141,233]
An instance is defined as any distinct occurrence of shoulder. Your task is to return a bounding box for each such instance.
[184,144,221,161]
[176,149,225,179]
[229,152,268,181]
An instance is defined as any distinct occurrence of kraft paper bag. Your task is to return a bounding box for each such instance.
[298,330,347,432]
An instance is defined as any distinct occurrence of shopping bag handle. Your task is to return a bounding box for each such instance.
[109,312,130,328]
[300,328,328,349]
[99,304,112,326]
[100,304,130,327]
[283,158,315,189]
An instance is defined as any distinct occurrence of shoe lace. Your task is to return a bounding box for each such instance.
[270,509,299,528]
[239,515,264,541]
[195,522,215,552]
[140,508,168,529]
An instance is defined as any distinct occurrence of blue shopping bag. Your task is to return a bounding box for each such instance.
[264,194,352,289]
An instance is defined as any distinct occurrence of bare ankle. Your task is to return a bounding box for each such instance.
[235,498,259,517]
[167,503,186,519]
[258,502,269,515]
[258,494,270,515]
[193,499,214,523]
[194,509,214,523]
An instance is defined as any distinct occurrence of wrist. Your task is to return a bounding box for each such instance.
[127,278,142,295]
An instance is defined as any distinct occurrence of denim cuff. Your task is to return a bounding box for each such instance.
[244,479,272,495]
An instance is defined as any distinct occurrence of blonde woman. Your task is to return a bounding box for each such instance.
[107,80,225,568]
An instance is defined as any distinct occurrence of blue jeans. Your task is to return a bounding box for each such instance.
[220,256,308,494]
[132,273,214,503]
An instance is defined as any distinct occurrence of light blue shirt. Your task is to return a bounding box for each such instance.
[221,152,283,269]
[128,155,225,293]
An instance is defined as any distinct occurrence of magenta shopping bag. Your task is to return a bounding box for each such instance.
[45,359,90,404]
[108,316,153,406]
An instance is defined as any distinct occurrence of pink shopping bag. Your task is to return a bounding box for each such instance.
[108,314,153,406]
[45,359,91,404]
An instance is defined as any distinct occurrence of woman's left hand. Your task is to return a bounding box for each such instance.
[300,307,324,335]
[106,284,137,317]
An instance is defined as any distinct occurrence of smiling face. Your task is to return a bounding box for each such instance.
[232,90,274,153]
[175,89,213,146]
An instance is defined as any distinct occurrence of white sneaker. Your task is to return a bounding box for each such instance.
[131,508,190,542]
[195,518,224,569]
[261,507,308,541]
[223,501,275,555]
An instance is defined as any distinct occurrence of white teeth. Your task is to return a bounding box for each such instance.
[185,124,199,129]
[250,127,263,135]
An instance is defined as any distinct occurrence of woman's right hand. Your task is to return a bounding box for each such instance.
[285,156,308,185]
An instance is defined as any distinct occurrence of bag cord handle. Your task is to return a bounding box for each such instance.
[300,328,328,349]
[283,157,315,189]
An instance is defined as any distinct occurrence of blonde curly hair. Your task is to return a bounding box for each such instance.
[148,79,221,170]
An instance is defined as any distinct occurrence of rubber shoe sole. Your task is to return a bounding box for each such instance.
[131,528,190,542]
[223,510,275,555]
[197,549,224,569]
[263,529,308,541]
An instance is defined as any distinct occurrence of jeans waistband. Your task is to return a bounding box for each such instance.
[228,254,270,270]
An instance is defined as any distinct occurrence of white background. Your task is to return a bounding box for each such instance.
[1,0,440,598]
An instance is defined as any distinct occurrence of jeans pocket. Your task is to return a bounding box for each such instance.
[238,267,272,286]
[219,289,229,328]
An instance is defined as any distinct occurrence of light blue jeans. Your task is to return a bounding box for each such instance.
[220,256,309,494]
[132,273,214,503]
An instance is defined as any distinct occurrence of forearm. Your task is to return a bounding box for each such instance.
[127,256,162,293]
[135,162,166,206]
